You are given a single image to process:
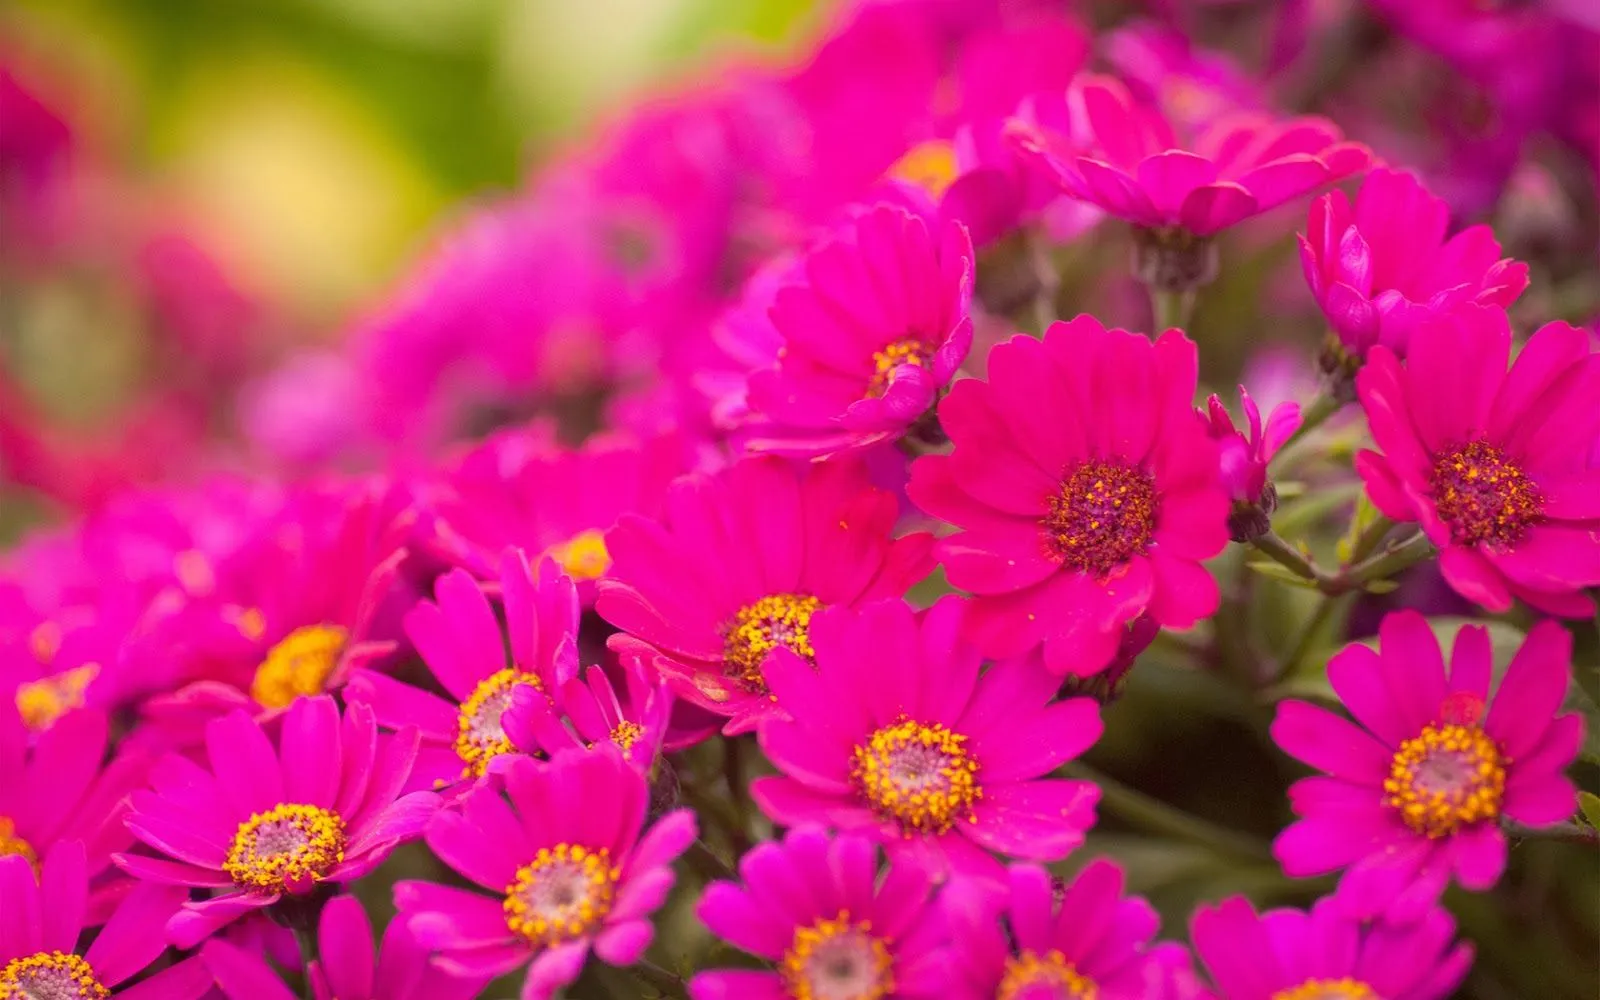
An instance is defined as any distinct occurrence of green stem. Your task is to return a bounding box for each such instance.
[1251,531,1326,585]
[1345,512,1395,565]
[1028,230,1059,334]
[631,960,692,999]
[1064,761,1273,862]
[684,839,737,883]
[291,925,318,1000]
[1253,529,1434,596]
[1284,593,1356,679]
[1151,288,1195,331]
[723,738,753,853]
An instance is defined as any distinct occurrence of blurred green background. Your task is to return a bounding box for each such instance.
[1,0,821,323]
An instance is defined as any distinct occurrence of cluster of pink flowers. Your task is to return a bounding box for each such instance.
[2,2,1597,999]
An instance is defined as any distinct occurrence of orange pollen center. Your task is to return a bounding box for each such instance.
[1043,460,1159,575]
[0,817,37,871]
[722,593,822,691]
[1272,978,1380,1000]
[455,668,544,778]
[851,716,981,835]
[1384,723,1506,838]
[887,139,959,199]
[550,529,612,582]
[15,664,97,732]
[224,803,346,893]
[609,720,645,752]
[997,950,1098,1000]
[868,338,933,399]
[251,624,349,710]
[1428,440,1543,550]
[503,843,618,947]
[780,912,894,1000]
[0,952,110,1000]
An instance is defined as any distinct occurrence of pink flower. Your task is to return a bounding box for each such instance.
[1009,73,1370,238]
[597,456,934,733]
[1,841,211,999]
[751,598,1102,883]
[414,424,688,599]
[1301,168,1529,365]
[502,658,675,777]
[1272,611,1582,920]
[908,316,1230,676]
[740,203,976,457]
[1355,307,1600,616]
[1201,386,1301,541]
[691,826,957,1000]
[1192,895,1472,1000]
[395,747,696,1000]
[201,894,485,1000]
[945,859,1170,998]
[116,695,438,947]
[346,552,577,789]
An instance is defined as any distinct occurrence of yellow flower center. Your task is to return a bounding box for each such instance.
[1043,460,1159,576]
[15,665,97,732]
[1384,722,1506,838]
[0,952,109,1000]
[887,139,958,199]
[250,624,349,710]
[224,803,346,893]
[867,338,934,399]
[454,668,544,778]
[0,817,37,871]
[1429,440,1544,550]
[997,950,1098,1000]
[503,844,618,948]
[721,593,822,691]
[1272,978,1380,1000]
[609,720,645,752]
[780,912,894,1000]
[550,529,612,582]
[851,715,981,835]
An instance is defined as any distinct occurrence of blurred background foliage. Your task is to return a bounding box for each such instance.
[1,0,819,320]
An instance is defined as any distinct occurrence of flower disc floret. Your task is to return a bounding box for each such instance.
[1043,460,1158,575]
[224,803,347,892]
[722,593,821,689]
[867,338,933,399]
[1272,978,1379,1000]
[250,624,349,709]
[1384,723,1506,838]
[0,952,110,1000]
[503,844,619,948]
[455,667,544,778]
[997,950,1098,1000]
[851,716,981,835]
[1428,440,1543,550]
[780,912,893,1000]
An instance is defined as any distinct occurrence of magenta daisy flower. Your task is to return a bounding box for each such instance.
[201,894,485,1000]
[750,598,1102,882]
[907,315,1230,676]
[395,747,696,1000]
[739,203,976,457]
[1191,895,1472,1000]
[116,695,438,947]
[416,425,687,598]
[1301,167,1529,370]
[1009,73,1369,287]
[945,859,1167,999]
[691,826,956,1000]
[346,551,577,788]
[1355,306,1600,616]
[1272,611,1582,920]
[1,841,212,1000]
[1201,386,1302,542]
[597,455,934,733]
[502,658,673,776]
[0,704,147,898]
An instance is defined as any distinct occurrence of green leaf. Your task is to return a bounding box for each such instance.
[1362,579,1400,594]
[1580,792,1600,831]
[1246,560,1319,589]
